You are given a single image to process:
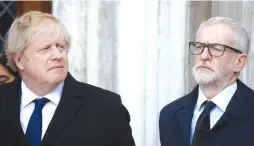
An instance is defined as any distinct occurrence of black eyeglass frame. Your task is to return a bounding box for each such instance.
[189,41,242,57]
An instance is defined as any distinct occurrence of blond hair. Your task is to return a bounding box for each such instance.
[4,11,71,72]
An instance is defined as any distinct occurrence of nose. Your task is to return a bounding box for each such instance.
[51,45,62,60]
[200,47,212,61]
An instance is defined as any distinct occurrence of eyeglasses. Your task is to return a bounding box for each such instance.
[189,42,242,57]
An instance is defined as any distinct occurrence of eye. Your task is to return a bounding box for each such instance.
[210,44,224,51]
[195,45,203,49]
[56,43,66,51]
[0,75,9,84]
[193,43,203,49]
[43,47,50,50]
[38,45,50,52]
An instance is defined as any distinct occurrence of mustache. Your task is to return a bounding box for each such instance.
[194,62,213,71]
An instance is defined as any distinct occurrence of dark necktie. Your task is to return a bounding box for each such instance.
[26,98,49,146]
[191,101,216,146]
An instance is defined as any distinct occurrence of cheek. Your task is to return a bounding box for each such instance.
[28,60,47,75]
[194,56,200,64]
[212,61,224,71]
[213,60,232,73]
[63,54,68,61]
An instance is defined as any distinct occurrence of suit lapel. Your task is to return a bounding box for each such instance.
[42,73,85,145]
[175,86,199,146]
[0,77,29,146]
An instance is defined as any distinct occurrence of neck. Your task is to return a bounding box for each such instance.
[21,77,59,97]
[199,75,237,99]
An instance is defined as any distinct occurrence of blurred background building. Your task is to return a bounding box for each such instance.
[1,1,254,146]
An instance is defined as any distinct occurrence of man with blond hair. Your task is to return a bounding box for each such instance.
[0,11,135,146]
[160,17,254,146]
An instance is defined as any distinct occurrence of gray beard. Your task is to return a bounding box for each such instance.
[192,66,234,86]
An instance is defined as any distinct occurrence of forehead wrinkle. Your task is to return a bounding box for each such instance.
[196,24,235,47]
[33,22,64,45]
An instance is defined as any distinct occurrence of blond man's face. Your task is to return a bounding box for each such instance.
[15,19,69,86]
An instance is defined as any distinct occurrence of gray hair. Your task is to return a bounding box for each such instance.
[197,17,249,54]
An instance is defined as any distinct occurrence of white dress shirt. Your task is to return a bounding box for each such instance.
[190,81,237,144]
[20,81,64,139]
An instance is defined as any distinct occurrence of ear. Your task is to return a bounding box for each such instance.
[234,54,248,72]
[12,52,24,70]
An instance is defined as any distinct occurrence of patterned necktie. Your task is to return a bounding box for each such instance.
[192,101,216,146]
[26,98,49,146]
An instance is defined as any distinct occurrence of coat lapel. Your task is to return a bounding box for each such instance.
[0,77,29,146]
[174,79,253,145]
[42,73,85,145]
[213,79,253,130]
[175,85,199,146]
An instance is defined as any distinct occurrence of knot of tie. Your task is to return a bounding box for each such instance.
[202,101,216,116]
[34,98,49,110]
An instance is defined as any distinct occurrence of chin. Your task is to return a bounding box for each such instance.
[48,72,67,84]
[193,72,217,85]
[195,77,215,85]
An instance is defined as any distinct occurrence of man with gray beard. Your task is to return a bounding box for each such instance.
[159,17,254,146]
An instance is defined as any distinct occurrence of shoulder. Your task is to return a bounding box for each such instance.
[69,78,123,113]
[78,81,121,104]
[64,73,122,106]
[160,86,198,118]
[237,79,254,95]
[74,81,131,121]
[160,94,189,117]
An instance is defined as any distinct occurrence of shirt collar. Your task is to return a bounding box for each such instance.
[20,81,64,108]
[196,81,237,112]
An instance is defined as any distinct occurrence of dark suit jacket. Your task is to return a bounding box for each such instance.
[159,79,254,146]
[0,73,135,146]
